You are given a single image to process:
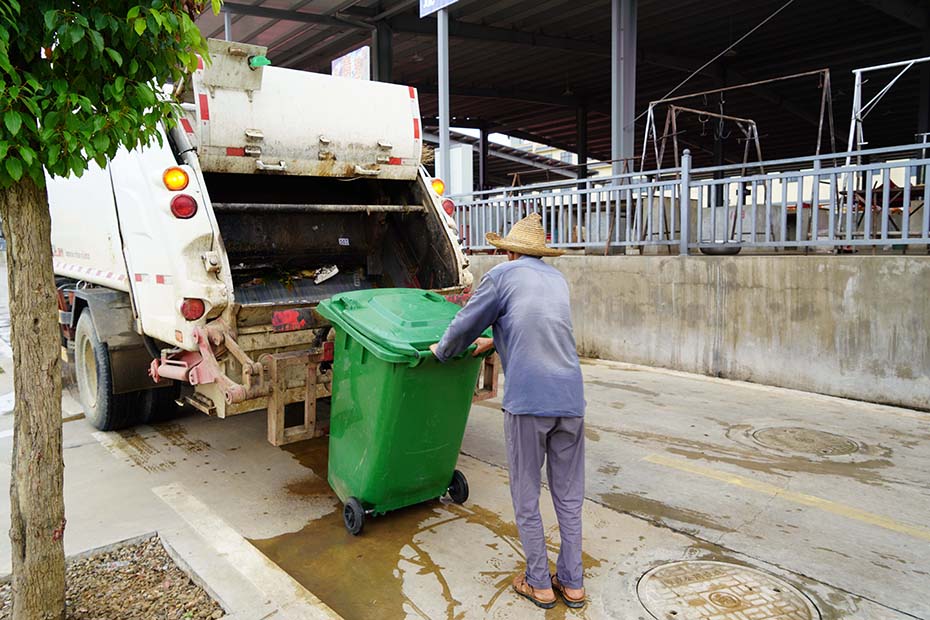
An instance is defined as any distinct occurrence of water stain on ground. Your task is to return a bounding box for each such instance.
[153,423,211,454]
[589,424,897,486]
[113,429,172,473]
[586,380,659,398]
[598,491,733,535]
[254,438,602,620]
[597,463,620,476]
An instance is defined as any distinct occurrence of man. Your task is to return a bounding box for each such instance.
[430,213,586,610]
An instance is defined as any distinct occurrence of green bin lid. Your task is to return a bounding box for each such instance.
[317,288,479,363]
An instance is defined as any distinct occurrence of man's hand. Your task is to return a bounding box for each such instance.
[472,337,494,356]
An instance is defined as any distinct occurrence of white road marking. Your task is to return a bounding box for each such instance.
[0,391,14,415]
[152,482,343,620]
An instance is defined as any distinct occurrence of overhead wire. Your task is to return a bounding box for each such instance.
[633,0,798,124]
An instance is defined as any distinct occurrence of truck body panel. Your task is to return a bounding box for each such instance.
[48,39,478,442]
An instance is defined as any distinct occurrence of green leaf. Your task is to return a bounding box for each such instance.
[3,110,21,136]
[43,9,56,31]
[4,158,22,182]
[92,133,109,152]
[105,47,123,66]
[70,25,84,44]
[88,29,104,52]
[133,17,146,35]
[127,6,141,19]
[18,146,34,166]
[47,144,60,166]
[0,142,7,159]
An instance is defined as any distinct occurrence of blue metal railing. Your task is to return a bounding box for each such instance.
[449,143,930,254]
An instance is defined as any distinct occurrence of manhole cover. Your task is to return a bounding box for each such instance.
[752,426,859,456]
[637,560,820,620]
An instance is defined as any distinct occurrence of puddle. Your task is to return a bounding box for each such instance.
[253,439,602,619]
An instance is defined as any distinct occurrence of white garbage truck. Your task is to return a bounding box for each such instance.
[48,40,487,445]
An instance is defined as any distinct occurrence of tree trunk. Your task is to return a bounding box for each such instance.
[0,177,66,620]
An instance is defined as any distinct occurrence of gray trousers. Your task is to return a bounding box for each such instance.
[504,412,585,590]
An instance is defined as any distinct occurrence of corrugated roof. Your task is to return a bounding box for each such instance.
[198,0,929,179]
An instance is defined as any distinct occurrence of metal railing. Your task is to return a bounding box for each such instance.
[449,143,930,254]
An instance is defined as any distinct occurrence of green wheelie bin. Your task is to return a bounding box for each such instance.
[316,288,489,535]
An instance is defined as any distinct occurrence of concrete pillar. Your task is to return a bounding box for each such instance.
[611,0,637,175]
[373,22,393,83]
[437,9,451,183]
[918,31,930,137]
[576,105,588,179]
[478,126,489,190]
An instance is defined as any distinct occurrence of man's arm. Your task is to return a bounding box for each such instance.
[432,274,501,362]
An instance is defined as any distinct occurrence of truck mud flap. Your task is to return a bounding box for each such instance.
[70,288,157,394]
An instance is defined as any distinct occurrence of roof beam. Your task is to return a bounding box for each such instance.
[856,0,929,29]
[387,15,608,57]
[221,2,369,29]
[413,83,580,108]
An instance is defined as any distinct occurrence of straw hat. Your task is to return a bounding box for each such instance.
[486,213,564,257]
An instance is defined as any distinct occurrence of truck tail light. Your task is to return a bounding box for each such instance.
[180,298,205,321]
[442,199,455,216]
[163,167,189,191]
[170,194,198,219]
[431,177,445,196]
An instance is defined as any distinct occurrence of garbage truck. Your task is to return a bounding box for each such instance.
[48,39,493,445]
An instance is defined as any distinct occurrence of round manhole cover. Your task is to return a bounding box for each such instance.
[637,560,820,620]
[752,426,859,456]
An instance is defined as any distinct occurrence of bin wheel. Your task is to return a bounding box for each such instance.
[343,497,365,536]
[447,470,469,504]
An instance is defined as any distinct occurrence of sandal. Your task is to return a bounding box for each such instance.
[512,574,557,609]
[552,574,586,609]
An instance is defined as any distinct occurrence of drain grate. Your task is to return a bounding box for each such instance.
[637,560,820,620]
[751,427,859,456]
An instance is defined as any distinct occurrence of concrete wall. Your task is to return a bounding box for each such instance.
[467,254,930,410]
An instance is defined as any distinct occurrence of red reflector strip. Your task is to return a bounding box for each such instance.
[134,274,143,282]
[180,118,194,134]
[387,157,402,165]
[197,56,204,71]
[322,341,335,362]
[408,86,416,99]
[413,118,420,139]
[198,94,210,120]
[226,147,246,156]
[155,274,166,284]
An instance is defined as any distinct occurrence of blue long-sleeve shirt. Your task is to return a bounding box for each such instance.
[434,256,585,417]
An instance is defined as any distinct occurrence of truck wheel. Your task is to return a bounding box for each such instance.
[447,470,469,504]
[74,311,139,431]
[140,384,181,425]
[343,497,365,536]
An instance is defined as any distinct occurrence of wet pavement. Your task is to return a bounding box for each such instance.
[0,254,927,617]
[0,359,923,618]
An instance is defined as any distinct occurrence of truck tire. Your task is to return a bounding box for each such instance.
[74,311,140,431]
[140,384,181,425]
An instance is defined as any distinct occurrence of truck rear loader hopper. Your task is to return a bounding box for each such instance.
[50,40,498,445]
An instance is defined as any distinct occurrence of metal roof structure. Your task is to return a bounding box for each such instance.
[197,0,930,178]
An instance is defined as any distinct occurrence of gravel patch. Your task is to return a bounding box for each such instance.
[0,536,224,620]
